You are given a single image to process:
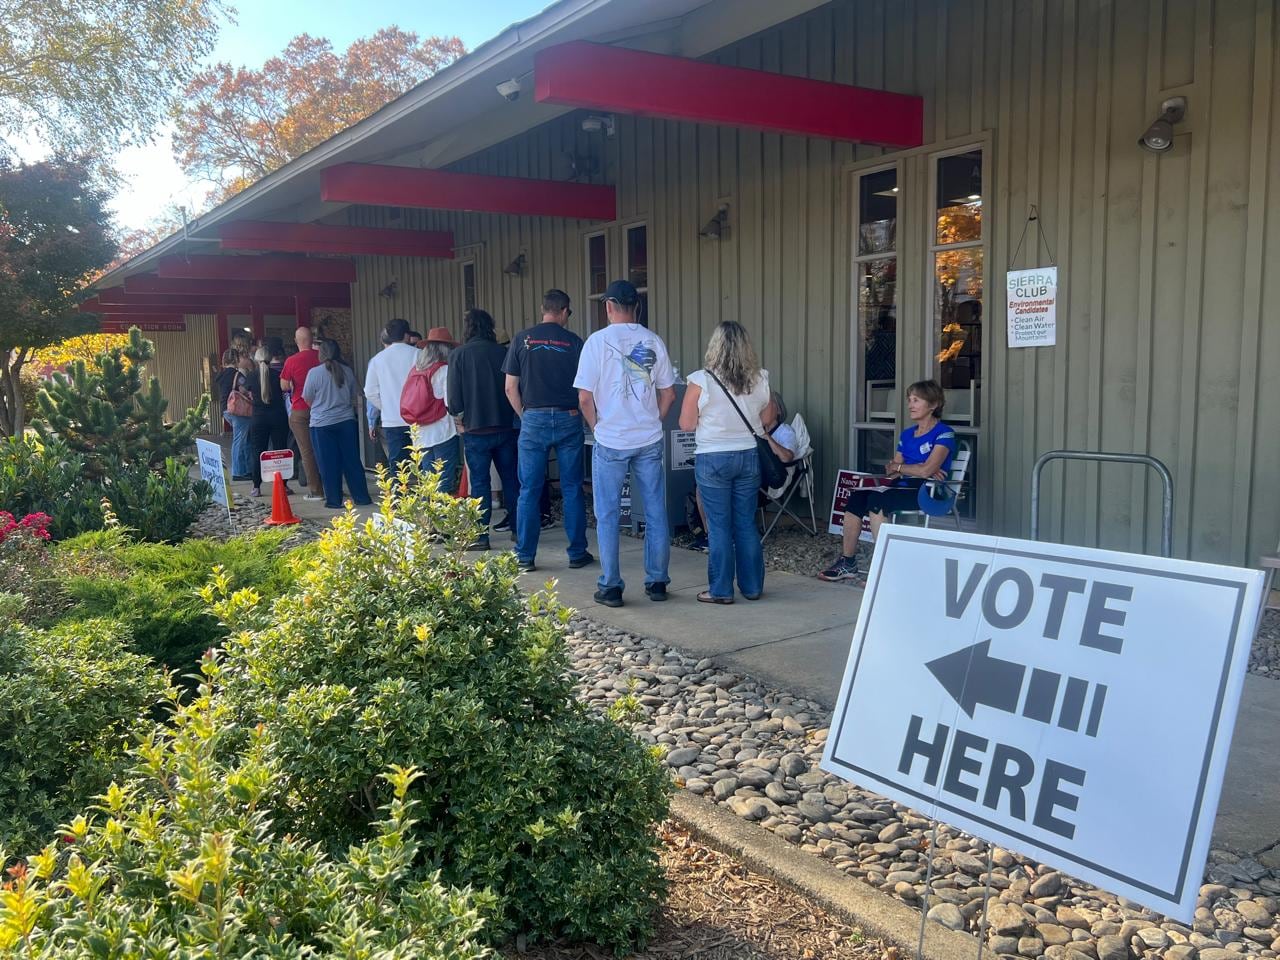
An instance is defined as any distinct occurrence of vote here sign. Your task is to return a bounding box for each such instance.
[821,527,1264,921]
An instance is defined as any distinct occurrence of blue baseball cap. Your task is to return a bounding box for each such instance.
[603,279,639,306]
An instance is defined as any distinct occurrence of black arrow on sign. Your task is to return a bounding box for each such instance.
[925,639,1026,718]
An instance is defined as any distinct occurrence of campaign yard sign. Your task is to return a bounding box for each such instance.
[821,526,1263,921]
[195,439,232,524]
[828,469,893,542]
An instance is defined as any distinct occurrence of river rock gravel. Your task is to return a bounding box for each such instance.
[565,614,1280,960]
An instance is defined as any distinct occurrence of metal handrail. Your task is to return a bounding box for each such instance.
[1030,449,1174,557]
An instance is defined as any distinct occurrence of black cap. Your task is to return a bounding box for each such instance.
[603,279,639,306]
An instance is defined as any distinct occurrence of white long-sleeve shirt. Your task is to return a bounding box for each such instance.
[363,343,419,429]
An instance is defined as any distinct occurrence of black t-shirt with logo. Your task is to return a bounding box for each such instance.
[502,322,584,410]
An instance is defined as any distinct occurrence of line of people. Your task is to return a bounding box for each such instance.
[216,276,823,607]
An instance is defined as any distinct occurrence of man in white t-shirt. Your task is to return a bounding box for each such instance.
[574,280,676,607]
[364,318,419,468]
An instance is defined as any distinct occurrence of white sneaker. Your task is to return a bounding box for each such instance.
[303,494,323,502]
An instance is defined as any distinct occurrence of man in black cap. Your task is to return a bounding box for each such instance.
[504,289,593,572]
[573,279,676,607]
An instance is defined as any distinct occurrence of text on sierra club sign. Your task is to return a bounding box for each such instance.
[821,527,1262,921]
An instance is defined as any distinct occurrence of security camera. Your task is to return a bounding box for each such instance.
[581,114,615,137]
[496,79,521,102]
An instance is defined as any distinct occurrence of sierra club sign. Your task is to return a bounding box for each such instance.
[821,526,1263,921]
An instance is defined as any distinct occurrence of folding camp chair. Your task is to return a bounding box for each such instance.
[891,439,972,529]
[760,413,819,541]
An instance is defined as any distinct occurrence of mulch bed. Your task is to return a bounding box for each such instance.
[507,822,882,960]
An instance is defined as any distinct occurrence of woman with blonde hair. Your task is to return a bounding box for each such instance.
[678,320,771,603]
[245,342,290,497]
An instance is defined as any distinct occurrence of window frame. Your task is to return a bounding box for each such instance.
[926,143,987,430]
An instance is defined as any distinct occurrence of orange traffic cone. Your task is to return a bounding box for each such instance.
[456,461,470,498]
[263,472,301,525]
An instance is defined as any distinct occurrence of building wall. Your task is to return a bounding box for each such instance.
[145,315,219,428]
[337,0,1278,565]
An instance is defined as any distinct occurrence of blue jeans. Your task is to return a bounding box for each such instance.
[225,413,252,475]
[462,430,519,528]
[695,449,764,599]
[310,419,372,507]
[517,409,588,563]
[418,435,460,494]
[384,426,412,470]
[592,440,668,592]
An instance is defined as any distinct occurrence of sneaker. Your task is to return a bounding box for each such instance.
[517,558,537,572]
[645,582,668,602]
[466,536,491,552]
[540,514,555,530]
[690,534,708,553]
[303,494,323,502]
[568,551,595,569]
[250,487,261,497]
[593,586,623,608]
[818,555,859,582]
[494,513,512,532]
[232,474,252,482]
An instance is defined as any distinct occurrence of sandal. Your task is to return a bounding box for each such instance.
[697,591,734,605]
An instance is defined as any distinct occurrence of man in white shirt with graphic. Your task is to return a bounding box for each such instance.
[364,317,419,468]
[574,280,676,607]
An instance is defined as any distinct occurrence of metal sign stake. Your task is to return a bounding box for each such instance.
[973,846,996,960]
[915,819,941,960]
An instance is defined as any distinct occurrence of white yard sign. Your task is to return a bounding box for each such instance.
[822,526,1263,921]
[195,438,232,524]
[1007,266,1058,347]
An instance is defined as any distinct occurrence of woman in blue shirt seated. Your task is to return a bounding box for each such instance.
[819,379,955,582]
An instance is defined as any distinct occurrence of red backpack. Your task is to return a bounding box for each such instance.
[400,361,448,426]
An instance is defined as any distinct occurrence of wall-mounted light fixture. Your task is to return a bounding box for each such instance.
[1138,96,1186,153]
[503,253,527,278]
[699,204,730,240]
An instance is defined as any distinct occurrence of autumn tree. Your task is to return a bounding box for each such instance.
[0,0,228,163]
[174,28,466,201]
[0,160,116,437]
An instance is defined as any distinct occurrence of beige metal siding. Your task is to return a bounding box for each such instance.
[337,0,1278,565]
[145,315,218,428]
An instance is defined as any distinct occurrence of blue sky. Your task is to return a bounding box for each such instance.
[108,0,548,231]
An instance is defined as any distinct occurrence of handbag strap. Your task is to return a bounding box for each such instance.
[704,369,764,440]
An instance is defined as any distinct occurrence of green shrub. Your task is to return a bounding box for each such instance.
[100,457,212,543]
[214,459,670,952]
[0,665,490,959]
[0,436,210,543]
[0,617,168,855]
[0,436,101,539]
[53,528,308,671]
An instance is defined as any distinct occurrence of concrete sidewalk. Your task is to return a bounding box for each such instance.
[222,464,1280,860]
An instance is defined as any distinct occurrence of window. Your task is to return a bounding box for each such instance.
[626,224,648,326]
[460,259,477,312]
[932,149,984,427]
[586,232,608,329]
[851,166,899,473]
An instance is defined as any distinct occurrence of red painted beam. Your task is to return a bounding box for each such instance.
[84,299,348,316]
[124,276,350,298]
[219,220,454,258]
[86,291,349,312]
[156,255,357,284]
[534,41,924,149]
[321,163,616,221]
[99,317,187,332]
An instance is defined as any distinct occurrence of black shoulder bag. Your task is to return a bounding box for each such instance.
[704,370,788,490]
